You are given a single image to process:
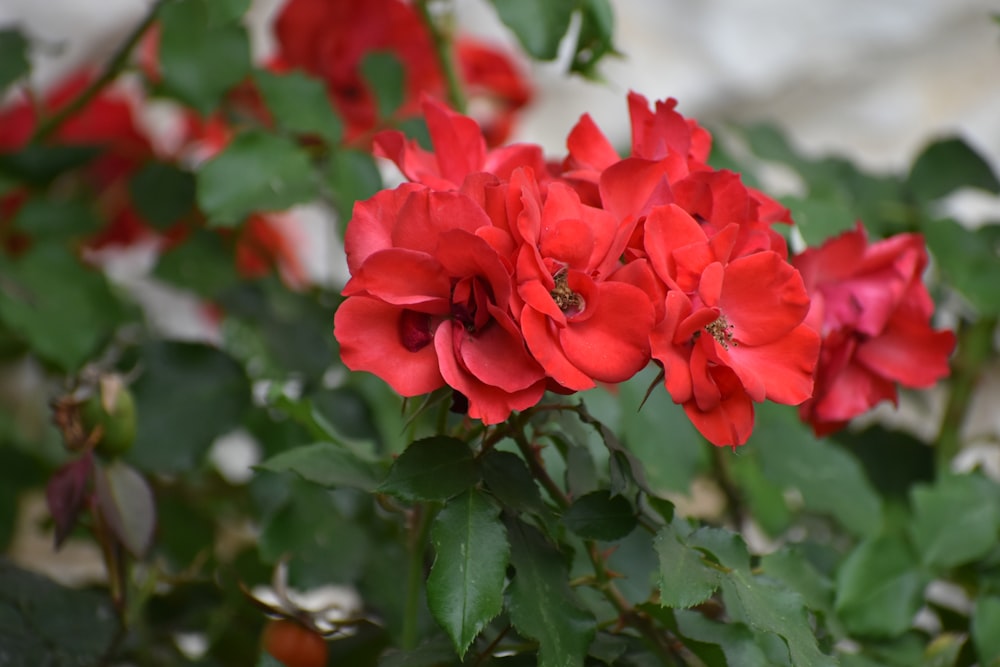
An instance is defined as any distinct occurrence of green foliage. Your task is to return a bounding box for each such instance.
[488,0,577,61]
[128,161,197,229]
[0,28,30,94]
[361,52,406,119]
[255,69,344,144]
[378,437,479,502]
[197,130,318,227]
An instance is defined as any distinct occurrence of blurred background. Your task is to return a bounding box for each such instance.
[4,0,998,172]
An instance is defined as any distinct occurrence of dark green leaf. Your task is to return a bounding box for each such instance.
[427,490,509,657]
[923,218,1000,316]
[562,490,636,541]
[689,527,836,667]
[255,69,343,144]
[0,145,99,186]
[197,131,317,227]
[94,459,156,557]
[506,518,594,667]
[674,610,772,667]
[0,28,30,93]
[0,245,127,372]
[481,449,547,516]
[128,161,196,228]
[128,341,251,473]
[378,436,478,502]
[570,0,619,78]
[752,403,883,537]
[360,51,405,119]
[326,149,383,229]
[488,0,577,60]
[158,0,251,114]
[907,137,1000,203]
[257,442,386,492]
[972,596,1000,665]
[258,482,369,585]
[154,228,241,297]
[10,198,100,241]
[760,547,835,620]
[654,524,720,609]
[834,535,927,637]
[909,472,1000,569]
[204,0,251,24]
[0,561,118,666]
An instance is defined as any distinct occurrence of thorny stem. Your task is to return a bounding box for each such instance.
[937,316,997,472]
[402,503,435,650]
[414,0,468,114]
[510,414,571,510]
[30,1,164,143]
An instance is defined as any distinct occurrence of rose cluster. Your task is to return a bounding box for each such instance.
[334,93,955,446]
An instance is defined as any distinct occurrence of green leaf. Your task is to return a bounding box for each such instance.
[972,596,1000,665]
[378,436,478,502]
[922,634,965,667]
[834,535,927,637]
[562,490,636,541]
[0,561,118,665]
[673,610,772,667]
[688,527,836,667]
[257,442,386,492]
[0,145,99,186]
[0,28,30,94]
[506,518,594,667]
[427,490,509,657]
[481,449,547,516]
[258,481,369,585]
[128,161,196,228]
[570,0,619,78]
[785,194,859,247]
[654,524,720,609]
[760,548,835,621]
[727,454,792,537]
[158,0,251,114]
[154,228,241,298]
[197,131,317,227]
[752,403,883,537]
[128,341,251,473]
[326,149,383,229]
[909,472,1000,569]
[10,198,100,242]
[0,245,127,372]
[923,218,1000,316]
[360,51,406,119]
[204,0,251,24]
[907,137,1000,203]
[488,0,577,60]
[93,459,156,557]
[255,69,343,144]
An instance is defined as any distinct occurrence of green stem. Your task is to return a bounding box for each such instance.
[936,316,997,472]
[31,1,163,144]
[402,503,434,649]
[415,0,467,113]
[511,416,570,510]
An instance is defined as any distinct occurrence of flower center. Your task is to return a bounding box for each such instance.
[399,309,433,352]
[550,271,583,315]
[705,314,736,350]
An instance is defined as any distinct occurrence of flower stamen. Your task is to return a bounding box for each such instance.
[550,271,583,315]
[705,314,737,349]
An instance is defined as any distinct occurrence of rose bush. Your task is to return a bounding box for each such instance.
[0,1,997,666]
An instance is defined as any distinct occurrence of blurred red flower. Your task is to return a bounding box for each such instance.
[793,223,956,435]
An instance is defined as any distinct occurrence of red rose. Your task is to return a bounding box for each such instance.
[793,223,955,435]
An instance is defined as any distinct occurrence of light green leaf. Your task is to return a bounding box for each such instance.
[507,518,594,667]
[909,472,1000,569]
[487,0,577,60]
[360,51,405,119]
[654,524,721,609]
[834,535,927,637]
[427,490,509,657]
[255,69,343,144]
[197,131,317,227]
[0,245,127,372]
[257,442,386,492]
[93,460,156,557]
[158,0,251,114]
[378,436,478,502]
[972,596,1000,666]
